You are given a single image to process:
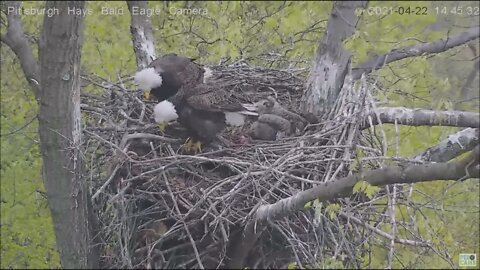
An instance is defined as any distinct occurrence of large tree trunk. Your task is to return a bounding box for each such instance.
[301,1,367,115]
[38,1,99,268]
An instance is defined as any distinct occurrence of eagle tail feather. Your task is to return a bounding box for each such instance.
[241,103,258,112]
[237,110,258,116]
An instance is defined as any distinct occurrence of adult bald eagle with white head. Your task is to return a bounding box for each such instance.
[135,53,256,153]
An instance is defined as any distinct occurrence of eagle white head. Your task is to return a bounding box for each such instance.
[134,67,163,90]
[153,101,178,124]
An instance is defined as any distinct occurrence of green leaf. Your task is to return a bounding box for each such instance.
[325,203,341,220]
[287,262,297,269]
[304,201,313,209]
[353,180,380,199]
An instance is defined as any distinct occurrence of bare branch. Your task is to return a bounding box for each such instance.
[127,1,156,69]
[91,163,123,201]
[119,132,179,149]
[340,213,431,247]
[364,107,480,129]
[0,114,37,137]
[255,146,479,223]
[228,146,479,268]
[228,145,479,268]
[415,128,479,162]
[352,26,480,80]
[458,59,479,107]
[1,1,40,96]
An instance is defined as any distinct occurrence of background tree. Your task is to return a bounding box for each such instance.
[1,1,99,268]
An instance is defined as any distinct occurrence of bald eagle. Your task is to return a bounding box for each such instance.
[135,53,206,101]
[135,53,256,153]
[174,82,257,151]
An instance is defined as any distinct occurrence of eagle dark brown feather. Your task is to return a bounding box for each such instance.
[183,83,244,112]
[148,54,205,101]
[176,106,226,144]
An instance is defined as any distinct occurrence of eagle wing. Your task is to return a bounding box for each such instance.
[149,54,205,90]
[184,83,244,112]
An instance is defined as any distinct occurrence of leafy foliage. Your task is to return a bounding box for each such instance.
[0,50,60,268]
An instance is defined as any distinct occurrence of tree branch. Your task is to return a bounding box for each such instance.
[457,59,479,108]
[1,1,40,96]
[255,146,479,222]
[352,26,480,80]
[127,1,156,69]
[363,107,480,129]
[339,213,431,247]
[228,146,479,268]
[415,128,479,162]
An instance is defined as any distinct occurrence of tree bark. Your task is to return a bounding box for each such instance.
[415,128,479,162]
[364,107,480,129]
[127,0,156,69]
[38,1,99,268]
[301,1,367,115]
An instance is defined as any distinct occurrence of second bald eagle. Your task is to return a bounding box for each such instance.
[135,54,256,153]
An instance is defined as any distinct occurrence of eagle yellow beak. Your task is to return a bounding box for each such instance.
[143,91,151,101]
[158,122,167,133]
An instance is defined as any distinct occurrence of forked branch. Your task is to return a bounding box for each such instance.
[1,1,40,96]
[352,26,480,79]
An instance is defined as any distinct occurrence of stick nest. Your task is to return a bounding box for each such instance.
[82,60,392,269]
